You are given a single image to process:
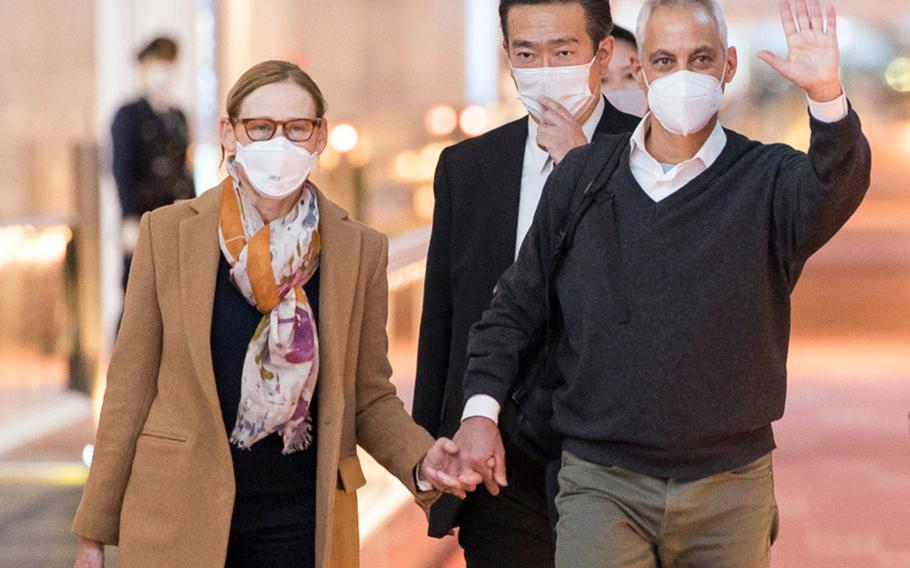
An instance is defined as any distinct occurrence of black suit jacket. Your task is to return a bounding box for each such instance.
[413,98,640,537]
[112,97,195,218]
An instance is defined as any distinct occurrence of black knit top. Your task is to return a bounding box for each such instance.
[210,254,320,535]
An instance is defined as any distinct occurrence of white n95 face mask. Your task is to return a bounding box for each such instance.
[643,67,726,136]
[235,137,318,199]
[511,56,597,119]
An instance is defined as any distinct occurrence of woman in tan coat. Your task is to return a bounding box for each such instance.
[72,60,476,568]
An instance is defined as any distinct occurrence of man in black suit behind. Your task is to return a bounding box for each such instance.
[412,1,640,565]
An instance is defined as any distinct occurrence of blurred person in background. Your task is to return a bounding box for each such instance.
[72,60,480,568]
[411,1,639,566]
[601,25,649,116]
[113,36,195,292]
[454,0,871,566]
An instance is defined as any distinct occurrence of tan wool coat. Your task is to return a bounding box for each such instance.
[72,180,437,567]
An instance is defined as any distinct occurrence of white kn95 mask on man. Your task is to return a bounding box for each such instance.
[643,66,726,136]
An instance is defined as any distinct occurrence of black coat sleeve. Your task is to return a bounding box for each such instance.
[771,104,872,273]
[111,105,142,217]
[461,147,586,406]
[412,148,455,437]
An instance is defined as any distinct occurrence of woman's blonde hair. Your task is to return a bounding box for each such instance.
[226,60,327,120]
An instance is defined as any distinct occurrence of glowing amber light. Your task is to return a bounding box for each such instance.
[424,105,458,137]
[330,122,359,153]
[459,105,490,137]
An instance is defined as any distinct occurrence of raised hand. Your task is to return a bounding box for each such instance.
[452,417,508,496]
[419,437,483,499]
[536,96,589,165]
[757,0,843,102]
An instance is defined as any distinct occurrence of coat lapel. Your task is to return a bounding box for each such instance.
[312,189,362,567]
[479,117,528,275]
[179,181,227,433]
[314,189,361,424]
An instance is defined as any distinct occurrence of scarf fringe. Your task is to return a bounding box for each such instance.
[229,408,314,454]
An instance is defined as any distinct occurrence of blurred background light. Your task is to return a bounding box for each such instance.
[0,225,72,269]
[884,57,910,92]
[82,444,94,468]
[424,105,458,138]
[330,122,359,154]
[459,104,490,137]
[394,150,423,182]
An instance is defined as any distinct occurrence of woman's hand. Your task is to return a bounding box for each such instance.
[73,538,104,568]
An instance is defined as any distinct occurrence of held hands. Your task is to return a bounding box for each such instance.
[535,96,588,165]
[419,437,484,499]
[452,416,508,496]
[757,0,843,102]
[418,417,509,500]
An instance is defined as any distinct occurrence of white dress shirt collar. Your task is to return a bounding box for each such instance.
[629,114,728,177]
[627,115,728,203]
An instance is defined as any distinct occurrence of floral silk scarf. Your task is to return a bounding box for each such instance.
[218,175,321,454]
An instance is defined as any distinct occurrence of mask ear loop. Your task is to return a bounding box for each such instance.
[641,67,653,90]
[718,55,729,92]
[587,53,599,69]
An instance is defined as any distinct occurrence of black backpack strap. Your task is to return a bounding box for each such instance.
[537,136,629,390]
[504,136,632,466]
[548,135,628,289]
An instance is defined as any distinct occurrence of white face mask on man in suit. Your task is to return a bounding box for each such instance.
[511,56,599,120]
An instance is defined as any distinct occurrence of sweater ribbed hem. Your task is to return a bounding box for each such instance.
[562,425,776,480]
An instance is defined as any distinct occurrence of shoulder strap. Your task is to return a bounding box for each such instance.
[550,136,628,275]
[536,136,629,385]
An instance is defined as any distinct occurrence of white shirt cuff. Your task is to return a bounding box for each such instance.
[461,394,501,425]
[807,90,848,123]
[415,463,434,492]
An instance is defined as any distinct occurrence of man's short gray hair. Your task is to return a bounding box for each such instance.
[636,0,728,58]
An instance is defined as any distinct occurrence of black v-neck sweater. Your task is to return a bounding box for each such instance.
[464,109,872,479]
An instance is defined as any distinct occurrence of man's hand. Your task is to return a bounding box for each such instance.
[452,416,508,496]
[535,96,588,165]
[73,538,104,568]
[757,0,842,102]
[419,437,483,499]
